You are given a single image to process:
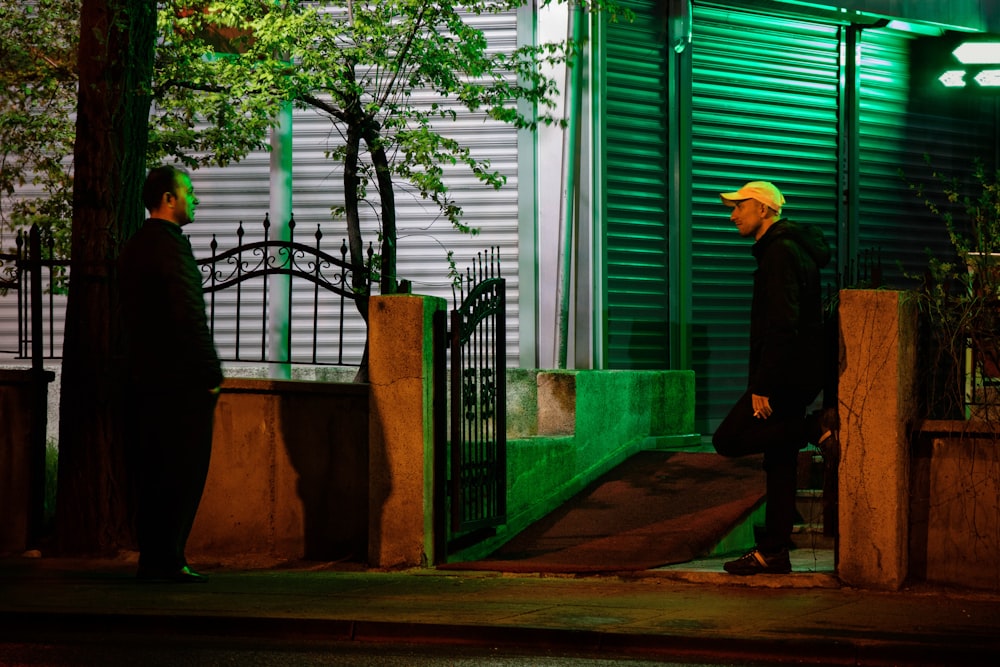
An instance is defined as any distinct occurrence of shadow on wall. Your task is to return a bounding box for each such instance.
[188,377,369,564]
[279,382,369,562]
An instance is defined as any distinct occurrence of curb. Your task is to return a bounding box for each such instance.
[2,609,997,667]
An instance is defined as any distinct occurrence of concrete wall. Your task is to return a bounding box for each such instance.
[911,423,1000,592]
[0,371,38,554]
[188,378,369,564]
[0,369,53,555]
[839,289,1000,593]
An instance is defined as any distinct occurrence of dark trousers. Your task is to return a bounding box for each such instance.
[131,389,218,571]
[713,389,811,553]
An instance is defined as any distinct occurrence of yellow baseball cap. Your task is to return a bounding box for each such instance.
[720,181,785,212]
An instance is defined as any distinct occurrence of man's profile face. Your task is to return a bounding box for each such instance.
[729,198,766,239]
[172,175,199,226]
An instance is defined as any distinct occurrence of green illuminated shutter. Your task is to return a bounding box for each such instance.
[856,28,923,278]
[857,27,998,284]
[603,0,671,369]
[690,3,843,433]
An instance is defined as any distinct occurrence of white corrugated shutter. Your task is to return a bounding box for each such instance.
[188,9,521,369]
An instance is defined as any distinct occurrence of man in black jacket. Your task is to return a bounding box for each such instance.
[712,181,835,575]
[119,165,222,583]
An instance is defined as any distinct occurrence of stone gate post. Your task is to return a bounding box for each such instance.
[837,289,918,590]
[367,294,446,568]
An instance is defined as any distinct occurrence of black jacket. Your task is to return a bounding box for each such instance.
[119,219,222,392]
[748,219,831,401]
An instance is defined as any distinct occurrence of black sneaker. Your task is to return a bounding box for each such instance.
[723,547,792,575]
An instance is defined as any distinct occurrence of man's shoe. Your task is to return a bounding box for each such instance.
[137,565,208,583]
[806,408,840,450]
[723,547,792,575]
[168,566,208,583]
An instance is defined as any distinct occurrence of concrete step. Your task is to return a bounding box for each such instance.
[796,488,825,528]
[705,447,837,559]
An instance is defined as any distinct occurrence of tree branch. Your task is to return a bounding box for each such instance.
[375,1,428,110]
[299,93,348,124]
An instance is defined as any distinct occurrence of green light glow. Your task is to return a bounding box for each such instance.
[973,69,1000,87]
[885,20,944,37]
[952,42,1000,65]
[938,70,967,87]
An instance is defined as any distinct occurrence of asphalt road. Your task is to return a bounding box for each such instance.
[0,633,765,667]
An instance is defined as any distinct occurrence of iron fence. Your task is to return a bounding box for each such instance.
[446,248,507,542]
[0,218,372,369]
[0,226,67,366]
[198,214,372,366]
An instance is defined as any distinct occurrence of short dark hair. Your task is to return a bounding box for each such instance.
[142,165,189,213]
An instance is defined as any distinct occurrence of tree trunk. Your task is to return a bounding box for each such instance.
[344,112,372,382]
[366,128,396,296]
[55,0,156,555]
[344,123,367,300]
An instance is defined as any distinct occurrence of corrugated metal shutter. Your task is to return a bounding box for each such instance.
[690,2,843,434]
[184,10,521,369]
[857,27,999,286]
[603,0,671,369]
[0,11,519,371]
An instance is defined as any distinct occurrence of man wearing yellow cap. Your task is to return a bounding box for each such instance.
[712,181,834,575]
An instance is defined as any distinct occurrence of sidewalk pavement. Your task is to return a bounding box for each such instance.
[1,547,998,666]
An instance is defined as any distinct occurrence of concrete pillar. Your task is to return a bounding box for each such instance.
[367,294,445,568]
[537,371,576,435]
[1,371,35,554]
[0,369,53,554]
[838,289,918,590]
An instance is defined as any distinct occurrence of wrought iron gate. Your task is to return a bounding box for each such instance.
[448,249,507,542]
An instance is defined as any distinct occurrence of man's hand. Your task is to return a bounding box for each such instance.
[752,393,772,419]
